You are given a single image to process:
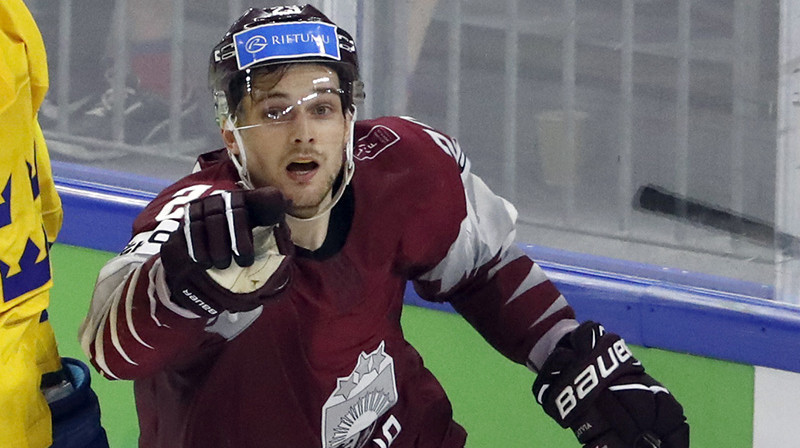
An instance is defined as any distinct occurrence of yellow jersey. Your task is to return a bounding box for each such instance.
[0,0,62,311]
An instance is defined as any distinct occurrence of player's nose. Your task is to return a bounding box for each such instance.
[289,111,315,144]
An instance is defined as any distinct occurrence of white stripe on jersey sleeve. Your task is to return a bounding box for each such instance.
[147,261,168,327]
[91,309,122,380]
[79,247,202,379]
[529,294,570,329]
[108,269,139,366]
[525,318,579,372]
[501,246,551,305]
[123,266,154,349]
[486,244,523,279]
[79,253,145,364]
[417,172,518,294]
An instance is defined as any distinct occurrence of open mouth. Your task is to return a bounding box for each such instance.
[287,160,319,173]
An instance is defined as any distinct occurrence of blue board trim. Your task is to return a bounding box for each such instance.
[56,176,800,373]
[54,176,156,253]
[52,161,171,194]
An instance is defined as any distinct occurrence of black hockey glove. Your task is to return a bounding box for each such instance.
[532,321,689,448]
[160,187,294,318]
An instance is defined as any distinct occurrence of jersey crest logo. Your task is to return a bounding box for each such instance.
[354,126,400,161]
[321,341,399,448]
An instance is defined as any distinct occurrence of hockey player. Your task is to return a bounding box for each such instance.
[1,1,108,447]
[79,5,689,447]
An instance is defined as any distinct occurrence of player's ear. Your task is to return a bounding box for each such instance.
[222,121,240,156]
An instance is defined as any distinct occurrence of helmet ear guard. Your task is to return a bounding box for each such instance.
[213,90,230,128]
[350,79,366,111]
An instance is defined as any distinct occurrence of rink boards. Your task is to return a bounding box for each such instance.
[50,164,800,447]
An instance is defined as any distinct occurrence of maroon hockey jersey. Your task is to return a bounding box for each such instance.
[79,116,577,447]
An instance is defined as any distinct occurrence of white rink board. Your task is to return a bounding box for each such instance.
[753,366,800,447]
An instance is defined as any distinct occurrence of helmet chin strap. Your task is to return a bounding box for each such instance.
[224,107,357,222]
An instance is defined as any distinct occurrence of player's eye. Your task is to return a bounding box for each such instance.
[311,103,333,116]
[306,93,342,117]
[261,105,293,122]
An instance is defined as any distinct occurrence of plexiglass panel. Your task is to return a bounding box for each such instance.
[361,0,785,291]
[29,1,796,301]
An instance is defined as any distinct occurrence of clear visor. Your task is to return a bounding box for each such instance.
[233,78,347,131]
[223,70,357,221]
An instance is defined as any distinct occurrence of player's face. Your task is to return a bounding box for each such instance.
[224,64,350,219]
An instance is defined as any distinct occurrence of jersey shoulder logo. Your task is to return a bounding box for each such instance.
[321,341,399,448]
[354,125,401,161]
